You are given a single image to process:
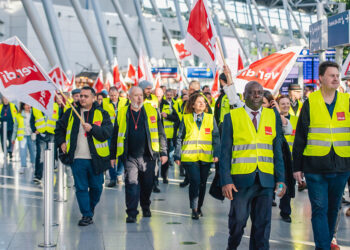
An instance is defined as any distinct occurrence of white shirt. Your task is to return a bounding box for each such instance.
[244,105,262,128]
[74,109,92,160]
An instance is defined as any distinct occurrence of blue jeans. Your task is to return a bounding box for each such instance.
[71,159,104,217]
[109,157,124,181]
[19,135,35,167]
[305,172,350,250]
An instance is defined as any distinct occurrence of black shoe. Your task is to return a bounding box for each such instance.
[33,177,41,184]
[179,180,189,188]
[272,201,277,207]
[197,208,203,217]
[126,216,136,223]
[280,213,292,223]
[163,178,169,184]
[78,216,93,226]
[107,181,116,187]
[153,186,161,193]
[191,210,199,220]
[143,209,152,217]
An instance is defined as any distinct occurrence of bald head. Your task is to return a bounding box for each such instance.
[244,81,263,111]
[189,80,201,95]
[129,87,143,110]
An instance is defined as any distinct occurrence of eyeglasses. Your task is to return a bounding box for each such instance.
[80,94,90,98]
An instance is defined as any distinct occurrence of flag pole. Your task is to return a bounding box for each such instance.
[216,37,232,84]
[58,89,85,124]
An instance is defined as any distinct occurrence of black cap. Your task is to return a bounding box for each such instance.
[72,89,81,95]
[288,84,301,91]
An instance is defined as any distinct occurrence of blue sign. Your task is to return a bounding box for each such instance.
[309,20,327,52]
[187,67,214,78]
[328,10,350,47]
[151,67,178,78]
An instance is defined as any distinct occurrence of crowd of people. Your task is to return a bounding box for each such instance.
[1,61,350,250]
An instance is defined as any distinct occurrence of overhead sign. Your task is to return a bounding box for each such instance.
[328,10,350,47]
[187,67,214,78]
[151,67,178,78]
[309,20,328,52]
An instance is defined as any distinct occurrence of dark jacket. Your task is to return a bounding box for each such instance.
[110,105,167,162]
[55,102,113,175]
[292,95,350,174]
[159,99,180,142]
[219,108,285,189]
[174,112,221,161]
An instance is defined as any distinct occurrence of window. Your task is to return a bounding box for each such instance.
[109,36,117,57]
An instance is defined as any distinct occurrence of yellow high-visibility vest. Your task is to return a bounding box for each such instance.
[219,95,230,125]
[289,100,303,117]
[284,115,298,153]
[303,90,350,157]
[16,113,25,141]
[65,109,109,157]
[181,113,214,162]
[32,103,59,134]
[102,97,128,124]
[116,103,160,158]
[144,94,159,109]
[0,102,18,123]
[230,107,276,175]
[161,102,175,139]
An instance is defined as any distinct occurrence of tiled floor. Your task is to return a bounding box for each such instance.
[0,159,349,250]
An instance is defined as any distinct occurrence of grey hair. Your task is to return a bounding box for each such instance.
[128,86,143,96]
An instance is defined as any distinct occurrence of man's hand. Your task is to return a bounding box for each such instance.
[61,143,67,153]
[161,112,167,118]
[110,160,116,168]
[293,171,304,183]
[223,65,233,85]
[82,123,92,132]
[213,157,219,163]
[35,130,40,135]
[275,182,287,198]
[222,184,238,200]
[160,156,168,165]
[175,160,181,166]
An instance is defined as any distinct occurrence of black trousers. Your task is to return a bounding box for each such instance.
[0,129,13,156]
[161,139,173,180]
[34,134,54,180]
[124,156,156,217]
[227,175,274,250]
[279,193,292,216]
[184,161,211,209]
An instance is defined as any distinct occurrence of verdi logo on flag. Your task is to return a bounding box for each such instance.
[48,66,70,91]
[234,47,302,94]
[0,36,56,115]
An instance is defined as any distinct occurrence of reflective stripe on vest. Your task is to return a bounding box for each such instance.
[16,114,25,141]
[116,103,160,158]
[230,107,276,175]
[162,103,175,139]
[303,90,350,157]
[181,113,214,162]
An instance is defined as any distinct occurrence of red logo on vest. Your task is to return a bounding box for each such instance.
[205,128,211,134]
[292,129,296,136]
[94,121,101,126]
[337,112,345,121]
[265,126,272,135]
[150,116,156,123]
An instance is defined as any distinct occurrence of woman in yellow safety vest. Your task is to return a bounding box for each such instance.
[174,93,220,220]
[16,103,36,174]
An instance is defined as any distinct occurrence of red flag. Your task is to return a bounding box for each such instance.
[211,70,220,99]
[48,66,70,91]
[234,47,302,94]
[112,57,122,86]
[126,58,137,86]
[93,70,104,93]
[138,49,153,82]
[68,74,76,92]
[0,36,56,115]
[185,0,217,71]
[173,40,191,60]
[341,52,350,79]
[238,53,244,71]
[154,72,161,89]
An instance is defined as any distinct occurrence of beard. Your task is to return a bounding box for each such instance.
[131,102,143,109]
